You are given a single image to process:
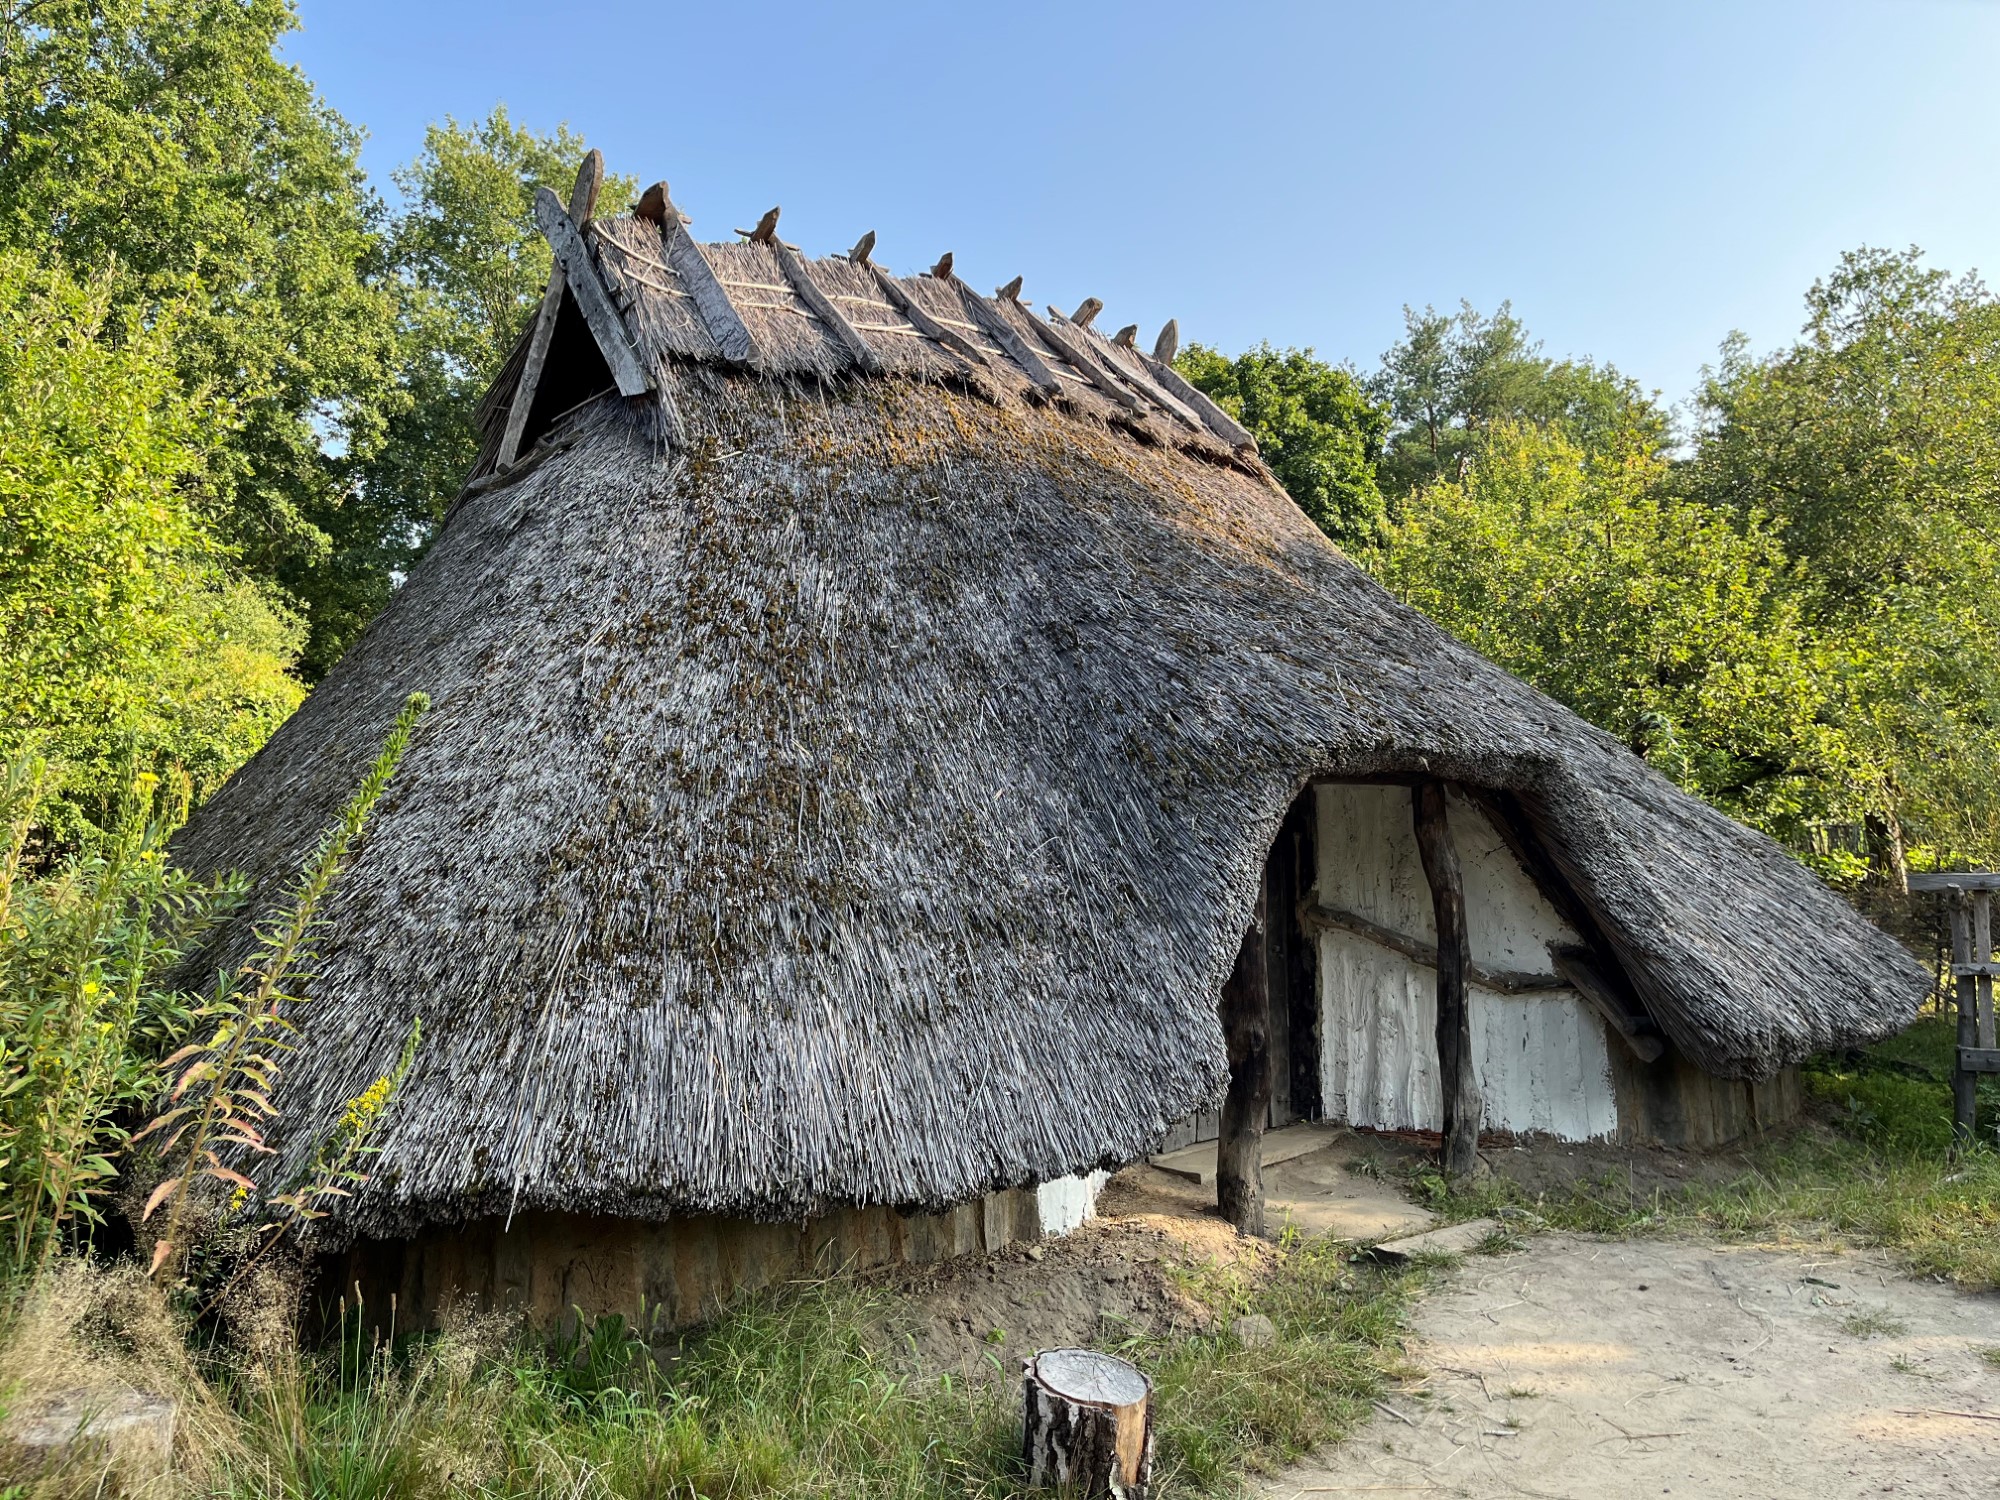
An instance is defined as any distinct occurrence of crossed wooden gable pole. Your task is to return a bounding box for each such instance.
[490,154,1262,482]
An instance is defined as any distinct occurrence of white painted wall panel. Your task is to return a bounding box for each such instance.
[1313,784,1618,1142]
[1035,1171,1108,1237]
[1314,784,1580,969]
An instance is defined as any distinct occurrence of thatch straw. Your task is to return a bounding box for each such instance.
[170,210,1924,1238]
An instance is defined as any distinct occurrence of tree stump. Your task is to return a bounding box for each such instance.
[1022,1348,1154,1498]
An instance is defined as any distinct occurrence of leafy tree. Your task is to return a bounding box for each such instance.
[0,257,305,820]
[0,0,398,675]
[1682,248,2000,873]
[344,110,635,646]
[1371,301,1666,497]
[1373,423,1854,854]
[1175,344,1389,547]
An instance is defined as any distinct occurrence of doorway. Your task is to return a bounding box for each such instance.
[1158,789,1320,1151]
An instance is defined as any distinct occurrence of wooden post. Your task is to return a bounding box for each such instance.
[1022,1348,1153,1498]
[1951,894,1979,1145]
[1216,878,1270,1236]
[1412,782,1481,1178]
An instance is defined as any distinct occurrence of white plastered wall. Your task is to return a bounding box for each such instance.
[1315,784,1618,1140]
[1035,1171,1109,1236]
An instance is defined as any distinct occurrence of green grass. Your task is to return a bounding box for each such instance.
[164,1231,1418,1500]
[1412,1015,2000,1289]
[1840,1309,1908,1339]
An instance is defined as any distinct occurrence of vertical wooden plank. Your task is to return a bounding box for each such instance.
[1952,896,1978,1145]
[1217,877,1271,1235]
[1413,782,1481,1176]
[1976,891,1996,1049]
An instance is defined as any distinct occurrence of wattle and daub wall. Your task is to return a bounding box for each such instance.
[1309,783,1800,1148]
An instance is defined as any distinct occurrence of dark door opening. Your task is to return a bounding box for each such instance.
[1157,787,1321,1152]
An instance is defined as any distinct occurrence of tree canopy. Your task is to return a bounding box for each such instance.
[0,257,304,822]
[1175,344,1388,548]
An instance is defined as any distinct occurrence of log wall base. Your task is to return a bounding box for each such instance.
[1022,1348,1154,1498]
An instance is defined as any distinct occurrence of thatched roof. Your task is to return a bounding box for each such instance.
[172,179,1925,1237]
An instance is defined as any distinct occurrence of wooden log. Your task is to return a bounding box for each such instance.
[1022,1348,1154,1499]
[1298,900,1568,996]
[530,188,652,399]
[770,239,883,374]
[944,279,1064,391]
[645,185,757,366]
[1037,309,1146,413]
[866,265,991,366]
[1551,946,1667,1062]
[1136,351,1257,449]
[1216,879,1270,1235]
[498,151,605,467]
[1412,781,1481,1178]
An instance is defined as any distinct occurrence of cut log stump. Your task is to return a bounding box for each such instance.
[1022,1347,1154,1498]
[2,1385,176,1492]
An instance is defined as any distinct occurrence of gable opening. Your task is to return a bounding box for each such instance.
[512,283,619,454]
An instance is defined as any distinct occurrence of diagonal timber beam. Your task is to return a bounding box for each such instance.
[1138,350,1257,451]
[772,238,883,374]
[1037,308,1146,414]
[947,278,1062,392]
[866,264,990,367]
[639,182,757,366]
[531,186,652,400]
[499,152,605,467]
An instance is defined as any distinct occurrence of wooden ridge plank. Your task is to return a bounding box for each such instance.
[500,153,604,467]
[1076,322,1209,432]
[1138,350,1258,450]
[530,187,651,399]
[1368,1217,1500,1263]
[771,243,882,374]
[866,266,990,367]
[1036,309,1146,413]
[650,191,757,366]
[939,278,1062,391]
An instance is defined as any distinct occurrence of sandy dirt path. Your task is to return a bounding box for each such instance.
[1265,1233,2000,1499]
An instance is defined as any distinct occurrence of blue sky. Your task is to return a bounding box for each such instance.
[289,0,2000,411]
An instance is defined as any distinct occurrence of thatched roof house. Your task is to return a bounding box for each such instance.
[174,157,1924,1320]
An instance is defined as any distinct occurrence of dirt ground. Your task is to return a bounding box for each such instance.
[875,1212,1263,1384]
[1264,1233,2000,1500]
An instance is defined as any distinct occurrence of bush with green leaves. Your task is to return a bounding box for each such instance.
[0,696,428,1295]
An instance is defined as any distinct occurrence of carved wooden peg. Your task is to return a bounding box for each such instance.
[849,230,876,266]
[571,150,606,225]
[1070,297,1103,329]
[1153,319,1179,363]
[931,251,954,279]
[995,275,1024,302]
[635,181,672,225]
[1113,324,1138,348]
[737,207,781,244]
